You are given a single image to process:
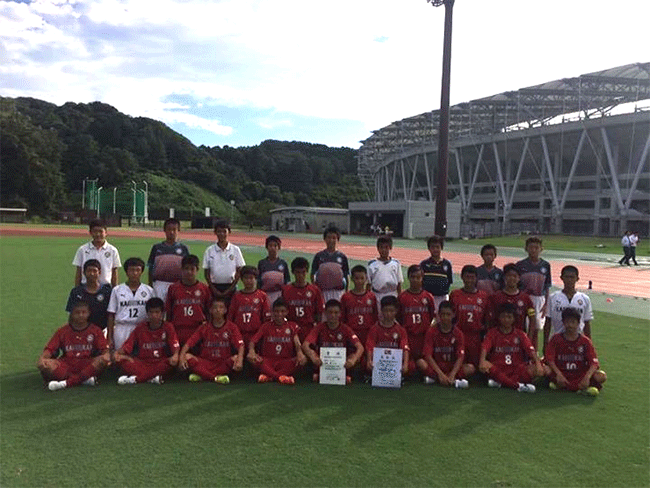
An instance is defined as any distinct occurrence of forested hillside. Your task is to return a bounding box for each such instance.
[0,97,366,223]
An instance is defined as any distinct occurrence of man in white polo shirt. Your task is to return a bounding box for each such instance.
[202,219,245,303]
[72,219,121,287]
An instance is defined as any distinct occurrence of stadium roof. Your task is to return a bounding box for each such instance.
[358,62,650,189]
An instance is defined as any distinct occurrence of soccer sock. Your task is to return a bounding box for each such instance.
[489,366,519,390]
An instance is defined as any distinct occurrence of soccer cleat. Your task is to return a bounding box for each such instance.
[82,377,97,387]
[188,374,202,382]
[581,386,600,397]
[117,375,137,385]
[454,379,469,389]
[48,380,67,391]
[549,382,557,390]
[488,379,501,388]
[423,376,436,385]
[257,374,272,383]
[517,383,536,393]
[215,375,230,385]
[278,375,295,385]
[148,376,163,385]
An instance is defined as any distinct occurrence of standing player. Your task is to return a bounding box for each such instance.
[228,266,271,347]
[165,255,212,346]
[147,218,190,303]
[367,235,403,306]
[257,235,291,307]
[202,219,245,304]
[545,308,606,396]
[115,298,180,385]
[476,244,502,295]
[107,257,156,351]
[419,235,453,311]
[247,299,307,384]
[38,301,110,391]
[311,226,350,302]
[516,236,551,351]
[543,265,593,353]
[66,259,112,331]
[365,296,409,377]
[72,219,121,287]
[282,257,325,343]
[340,265,377,348]
[449,265,489,368]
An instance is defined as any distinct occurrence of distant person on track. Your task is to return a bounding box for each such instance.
[629,231,639,265]
[619,231,631,265]
[147,218,190,303]
[72,219,121,287]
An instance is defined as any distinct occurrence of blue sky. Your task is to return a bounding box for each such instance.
[1,0,648,149]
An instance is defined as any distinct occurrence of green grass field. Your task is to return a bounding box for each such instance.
[1,235,648,487]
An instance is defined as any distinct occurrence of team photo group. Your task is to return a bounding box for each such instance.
[38,217,606,396]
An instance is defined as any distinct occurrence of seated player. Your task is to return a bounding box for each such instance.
[417,301,474,388]
[115,298,180,385]
[302,299,364,384]
[257,235,291,307]
[282,257,325,343]
[228,265,270,347]
[365,296,409,377]
[340,265,377,348]
[247,299,307,384]
[311,226,349,302]
[179,297,245,384]
[448,265,489,368]
[479,303,544,393]
[545,308,606,396]
[37,301,110,391]
[165,255,212,346]
[66,259,112,331]
[398,265,436,373]
[147,217,190,303]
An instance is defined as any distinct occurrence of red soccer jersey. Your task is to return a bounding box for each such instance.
[487,290,536,331]
[422,325,465,370]
[228,289,271,334]
[365,322,410,353]
[282,283,325,329]
[449,288,489,337]
[165,281,212,330]
[251,320,300,358]
[44,323,108,359]
[185,320,244,361]
[121,321,180,361]
[398,289,436,337]
[340,290,378,333]
[546,333,599,381]
[305,322,360,354]
[482,327,536,368]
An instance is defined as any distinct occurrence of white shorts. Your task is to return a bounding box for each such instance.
[373,290,398,312]
[530,295,546,330]
[114,323,137,350]
[433,294,449,313]
[265,290,282,308]
[152,281,173,303]
[322,289,345,303]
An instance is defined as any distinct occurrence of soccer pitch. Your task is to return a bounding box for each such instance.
[1,234,648,487]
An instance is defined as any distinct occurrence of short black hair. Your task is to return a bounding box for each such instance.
[88,219,106,231]
[561,265,579,277]
[561,307,582,322]
[525,236,543,248]
[502,263,520,276]
[437,300,453,313]
[380,295,399,309]
[83,259,101,272]
[70,300,90,311]
[124,257,145,272]
[181,254,200,268]
[213,219,231,232]
[325,299,342,310]
[461,264,477,277]
[240,265,258,277]
[163,218,181,230]
[291,257,309,272]
[480,244,497,256]
[350,264,367,276]
[265,235,282,248]
[407,264,422,277]
[146,297,165,312]
[427,235,444,249]
[376,235,393,247]
[323,226,341,240]
[272,298,288,309]
[211,296,228,307]
[497,302,517,317]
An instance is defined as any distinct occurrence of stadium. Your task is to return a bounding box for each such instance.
[352,62,650,238]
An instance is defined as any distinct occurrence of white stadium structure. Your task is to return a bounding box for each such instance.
[351,63,649,238]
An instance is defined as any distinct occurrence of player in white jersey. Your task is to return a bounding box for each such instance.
[72,219,121,287]
[543,265,593,354]
[368,235,403,308]
[107,257,156,350]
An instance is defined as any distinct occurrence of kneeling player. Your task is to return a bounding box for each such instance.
[417,301,474,388]
[545,307,606,396]
[179,297,245,384]
[479,303,545,393]
[247,299,307,384]
[37,301,110,391]
[365,296,409,377]
[302,299,364,384]
[115,298,180,385]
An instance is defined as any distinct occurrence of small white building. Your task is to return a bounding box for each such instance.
[270,206,349,234]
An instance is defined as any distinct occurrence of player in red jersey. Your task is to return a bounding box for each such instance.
[179,297,245,384]
[38,301,110,391]
[340,265,377,347]
[228,266,271,347]
[479,303,544,393]
[115,298,180,385]
[365,296,409,376]
[545,308,606,396]
[302,299,364,383]
[449,265,489,367]
[398,265,435,368]
[247,299,307,384]
[417,301,474,388]
[281,257,324,343]
[486,264,537,345]
[165,255,212,346]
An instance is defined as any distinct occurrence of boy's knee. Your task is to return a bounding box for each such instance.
[464,363,476,376]
[415,358,428,372]
[594,370,607,384]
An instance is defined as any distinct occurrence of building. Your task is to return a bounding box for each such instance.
[270,206,349,234]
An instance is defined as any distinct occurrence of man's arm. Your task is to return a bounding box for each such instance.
[543,319,552,355]
[345,339,364,369]
[583,320,591,339]
[74,266,82,287]
[301,340,321,366]
[111,268,119,287]
[107,313,115,349]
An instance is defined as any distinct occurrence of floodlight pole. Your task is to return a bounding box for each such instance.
[143,180,149,224]
[97,187,103,218]
[427,0,454,238]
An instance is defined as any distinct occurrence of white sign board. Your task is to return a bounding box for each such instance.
[319,347,346,385]
[371,348,403,388]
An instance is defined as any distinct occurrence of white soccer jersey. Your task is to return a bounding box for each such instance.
[368,258,404,295]
[72,241,122,285]
[546,290,593,337]
[202,242,245,284]
[107,283,156,326]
